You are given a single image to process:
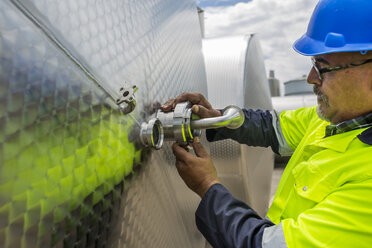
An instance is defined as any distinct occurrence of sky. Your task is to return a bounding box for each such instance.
[198,0,318,85]
[197,0,251,7]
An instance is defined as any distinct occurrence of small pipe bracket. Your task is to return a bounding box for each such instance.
[117,85,138,114]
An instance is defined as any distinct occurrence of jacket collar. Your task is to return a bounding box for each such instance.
[325,112,372,137]
[357,126,372,145]
[312,128,363,153]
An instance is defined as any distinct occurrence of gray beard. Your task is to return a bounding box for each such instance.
[316,105,331,122]
[314,86,331,122]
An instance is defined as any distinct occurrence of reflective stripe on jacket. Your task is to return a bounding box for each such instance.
[267,106,372,247]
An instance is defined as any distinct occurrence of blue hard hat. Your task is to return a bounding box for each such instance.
[293,0,372,56]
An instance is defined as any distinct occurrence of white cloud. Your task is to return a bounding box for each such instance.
[203,0,318,84]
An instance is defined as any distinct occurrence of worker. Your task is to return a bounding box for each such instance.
[161,0,372,247]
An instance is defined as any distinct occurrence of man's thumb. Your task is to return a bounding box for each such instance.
[192,137,208,158]
[192,105,214,118]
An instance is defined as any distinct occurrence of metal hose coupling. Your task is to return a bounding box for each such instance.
[139,118,164,150]
[139,102,244,149]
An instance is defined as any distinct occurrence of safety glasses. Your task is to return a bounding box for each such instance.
[311,57,372,80]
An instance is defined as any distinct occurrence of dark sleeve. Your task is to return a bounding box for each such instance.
[195,184,274,248]
[206,109,279,154]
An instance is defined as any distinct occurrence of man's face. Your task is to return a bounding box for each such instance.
[307,52,372,124]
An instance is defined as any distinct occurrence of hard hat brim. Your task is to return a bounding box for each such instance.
[293,34,372,56]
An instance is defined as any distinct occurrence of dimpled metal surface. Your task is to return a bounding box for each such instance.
[1,0,207,247]
[17,0,207,108]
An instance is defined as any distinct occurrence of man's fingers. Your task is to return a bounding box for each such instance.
[162,93,215,117]
[172,143,192,162]
[192,105,219,118]
[173,92,211,108]
[192,137,209,158]
[160,98,175,112]
[174,92,199,106]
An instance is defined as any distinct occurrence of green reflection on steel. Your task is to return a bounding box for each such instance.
[0,106,138,233]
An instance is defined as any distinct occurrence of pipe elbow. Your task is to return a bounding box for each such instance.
[190,105,244,130]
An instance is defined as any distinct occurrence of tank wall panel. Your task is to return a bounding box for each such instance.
[0,0,208,247]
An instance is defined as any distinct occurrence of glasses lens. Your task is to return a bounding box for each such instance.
[311,58,322,80]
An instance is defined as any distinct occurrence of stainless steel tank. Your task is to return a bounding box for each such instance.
[271,95,317,113]
[0,0,208,247]
[283,76,314,96]
[202,35,274,217]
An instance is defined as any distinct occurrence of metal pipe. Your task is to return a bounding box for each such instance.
[190,105,244,130]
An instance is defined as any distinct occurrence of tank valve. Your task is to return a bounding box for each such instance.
[117,85,138,114]
[139,102,244,149]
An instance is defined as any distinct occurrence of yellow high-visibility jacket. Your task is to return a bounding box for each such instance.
[267,106,372,247]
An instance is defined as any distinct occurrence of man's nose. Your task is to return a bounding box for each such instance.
[307,67,322,86]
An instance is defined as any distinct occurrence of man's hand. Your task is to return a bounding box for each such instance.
[161,92,221,118]
[172,137,219,198]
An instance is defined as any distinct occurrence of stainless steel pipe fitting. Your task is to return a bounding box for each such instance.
[139,102,244,149]
[190,105,244,130]
[139,118,164,150]
[157,102,202,144]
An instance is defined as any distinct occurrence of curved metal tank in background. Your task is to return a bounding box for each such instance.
[272,73,317,114]
[284,76,313,96]
[202,35,274,217]
[271,95,317,113]
[0,0,209,247]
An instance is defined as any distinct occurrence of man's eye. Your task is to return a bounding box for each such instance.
[316,63,329,70]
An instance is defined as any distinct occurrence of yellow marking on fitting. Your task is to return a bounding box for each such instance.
[181,124,186,142]
[188,124,193,139]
